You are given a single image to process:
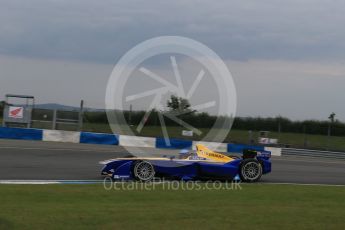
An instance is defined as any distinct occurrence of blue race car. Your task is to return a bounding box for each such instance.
[100,144,271,182]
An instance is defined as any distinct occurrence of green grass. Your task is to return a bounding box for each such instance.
[0,184,344,229]
[82,123,345,151]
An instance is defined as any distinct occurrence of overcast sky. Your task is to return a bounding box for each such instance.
[1,0,345,121]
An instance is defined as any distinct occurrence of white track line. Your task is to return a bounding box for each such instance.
[0,180,104,184]
[1,180,344,186]
[273,157,345,164]
[259,182,345,187]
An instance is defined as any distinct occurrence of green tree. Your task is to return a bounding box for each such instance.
[166,95,194,114]
[328,112,336,123]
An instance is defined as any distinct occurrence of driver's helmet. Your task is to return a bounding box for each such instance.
[179,149,190,159]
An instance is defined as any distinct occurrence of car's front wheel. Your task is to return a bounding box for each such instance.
[133,161,155,182]
[239,159,262,182]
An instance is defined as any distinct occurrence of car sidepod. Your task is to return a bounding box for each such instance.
[197,160,242,180]
[151,160,199,180]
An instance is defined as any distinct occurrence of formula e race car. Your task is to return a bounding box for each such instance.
[100,144,271,182]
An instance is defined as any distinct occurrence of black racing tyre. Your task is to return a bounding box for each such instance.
[239,159,263,182]
[133,161,155,182]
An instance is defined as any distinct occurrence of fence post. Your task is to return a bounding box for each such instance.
[52,109,57,130]
[248,130,253,144]
[78,100,84,131]
[1,108,5,127]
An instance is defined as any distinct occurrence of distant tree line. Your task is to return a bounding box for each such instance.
[2,105,344,136]
[0,101,4,117]
[83,110,219,128]
[1,94,343,137]
[232,116,344,136]
[83,110,345,137]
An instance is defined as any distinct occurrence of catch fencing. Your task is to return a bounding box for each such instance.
[282,148,345,160]
[31,108,82,131]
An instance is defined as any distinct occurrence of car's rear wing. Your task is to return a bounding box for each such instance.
[243,149,271,160]
[257,150,271,159]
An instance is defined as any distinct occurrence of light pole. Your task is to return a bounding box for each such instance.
[129,104,132,126]
[276,116,281,143]
[303,124,307,148]
[327,112,335,150]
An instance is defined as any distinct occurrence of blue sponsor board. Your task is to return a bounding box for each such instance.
[80,132,119,145]
[0,127,43,141]
[156,137,192,149]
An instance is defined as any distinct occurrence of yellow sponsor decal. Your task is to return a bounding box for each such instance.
[196,144,234,163]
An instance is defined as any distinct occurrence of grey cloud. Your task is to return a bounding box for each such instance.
[0,0,345,63]
[1,0,345,121]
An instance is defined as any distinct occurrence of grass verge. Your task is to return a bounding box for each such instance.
[2,118,345,151]
[0,184,344,229]
[82,123,345,151]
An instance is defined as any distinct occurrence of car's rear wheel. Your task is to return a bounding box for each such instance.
[239,159,262,182]
[133,161,155,182]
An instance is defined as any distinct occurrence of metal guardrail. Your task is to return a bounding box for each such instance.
[282,148,345,160]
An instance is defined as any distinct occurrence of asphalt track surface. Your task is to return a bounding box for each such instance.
[0,139,345,185]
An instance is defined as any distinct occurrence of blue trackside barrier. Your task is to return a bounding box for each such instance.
[0,127,43,141]
[156,137,193,149]
[0,127,269,154]
[80,132,119,145]
[227,143,264,153]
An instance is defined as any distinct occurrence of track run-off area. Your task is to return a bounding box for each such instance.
[0,139,344,185]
